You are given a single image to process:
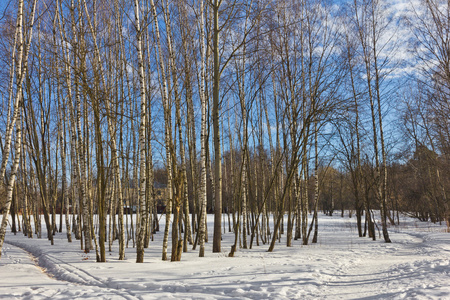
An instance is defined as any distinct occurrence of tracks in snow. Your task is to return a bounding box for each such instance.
[4,240,141,300]
[312,228,450,299]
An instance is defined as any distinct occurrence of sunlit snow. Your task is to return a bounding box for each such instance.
[1,213,449,299]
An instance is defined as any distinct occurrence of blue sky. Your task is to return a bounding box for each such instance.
[0,0,13,22]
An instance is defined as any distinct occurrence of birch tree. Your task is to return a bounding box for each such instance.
[0,110,22,258]
[351,0,392,242]
[198,0,208,258]
[134,0,148,263]
[148,0,174,261]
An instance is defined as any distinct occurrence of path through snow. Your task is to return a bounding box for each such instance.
[1,214,449,299]
[1,241,138,299]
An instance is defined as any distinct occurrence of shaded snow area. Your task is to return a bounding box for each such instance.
[1,214,449,299]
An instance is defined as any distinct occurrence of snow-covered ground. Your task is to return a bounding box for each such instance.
[1,213,449,299]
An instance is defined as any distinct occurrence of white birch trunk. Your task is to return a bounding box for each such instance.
[0,2,23,185]
[113,0,126,259]
[162,0,190,260]
[134,0,148,263]
[238,55,248,249]
[0,111,22,258]
[0,0,36,184]
[148,0,173,261]
[198,0,208,257]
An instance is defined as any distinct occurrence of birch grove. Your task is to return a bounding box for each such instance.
[1,0,450,262]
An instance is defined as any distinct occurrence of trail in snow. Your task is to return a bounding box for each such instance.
[1,241,140,300]
[1,213,449,299]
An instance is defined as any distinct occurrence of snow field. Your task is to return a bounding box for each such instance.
[1,213,449,299]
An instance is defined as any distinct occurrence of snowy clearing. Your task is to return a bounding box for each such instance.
[1,213,449,300]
